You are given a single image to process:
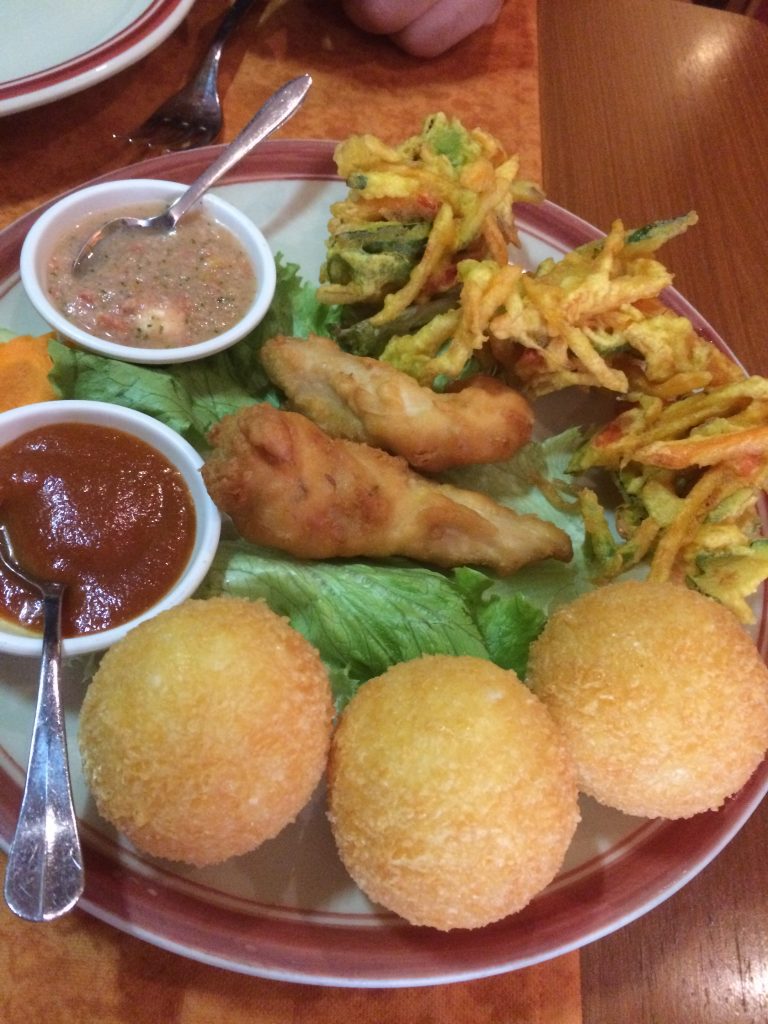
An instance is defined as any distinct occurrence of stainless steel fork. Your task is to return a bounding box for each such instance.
[124,0,262,152]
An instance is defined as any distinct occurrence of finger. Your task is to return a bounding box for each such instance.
[341,0,440,36]
[393,0,503,58]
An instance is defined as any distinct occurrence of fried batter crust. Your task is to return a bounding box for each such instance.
[528,580,768,818]
[203,403,571,574]
[260,334,534,472]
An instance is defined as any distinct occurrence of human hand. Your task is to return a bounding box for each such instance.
[341,0,503,59]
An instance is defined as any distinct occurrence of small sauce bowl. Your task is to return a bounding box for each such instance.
[19,178,277,365]
[0,400,221,658]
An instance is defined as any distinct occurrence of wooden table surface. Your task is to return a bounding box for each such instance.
[1,1,768,1021]
[538,4,768,1022]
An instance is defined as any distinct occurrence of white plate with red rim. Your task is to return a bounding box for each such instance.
[0,0,196,117]
[0,139,766,987]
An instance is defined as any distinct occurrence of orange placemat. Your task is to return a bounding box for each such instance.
[0,869,580,1023]
[0,0,542,229]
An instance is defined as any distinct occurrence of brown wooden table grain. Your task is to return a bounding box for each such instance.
[538,3,768,1022]
[1,1,767,1021]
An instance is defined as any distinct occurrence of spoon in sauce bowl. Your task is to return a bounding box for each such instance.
[72,72,312,275]
[0,524,84,921]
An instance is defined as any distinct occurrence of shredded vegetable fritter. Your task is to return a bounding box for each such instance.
[317,113,768,623]
[318,113,542,331]
[380,213,740,396]
[568,376,768,622]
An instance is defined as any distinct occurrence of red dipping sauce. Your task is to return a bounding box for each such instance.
[0,421,196,638]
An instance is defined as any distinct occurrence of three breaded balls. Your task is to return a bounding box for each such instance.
[527,580,768,819]
[327,655,580,931]
[78,597,334,866]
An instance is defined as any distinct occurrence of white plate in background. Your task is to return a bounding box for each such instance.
[0,0,196,116]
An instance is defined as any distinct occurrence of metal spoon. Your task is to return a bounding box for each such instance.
[0,524,83,921]
[73,72,312,274]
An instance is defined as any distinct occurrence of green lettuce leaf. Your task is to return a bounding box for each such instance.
[197,540,492,707]
[445,428,592,611]
[451,567,547,678]
[49,342,210,446]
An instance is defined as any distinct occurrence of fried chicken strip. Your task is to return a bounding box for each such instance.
[260,334,534,473]
[203,404,571,574]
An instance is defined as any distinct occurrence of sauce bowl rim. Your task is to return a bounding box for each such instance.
[19,178,277,365]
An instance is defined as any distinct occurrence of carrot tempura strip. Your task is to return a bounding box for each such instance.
[637,425,768,469]
[648,465,732,581]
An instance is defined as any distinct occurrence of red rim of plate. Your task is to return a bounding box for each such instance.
[0,139,766,987]
[0,0,196,114]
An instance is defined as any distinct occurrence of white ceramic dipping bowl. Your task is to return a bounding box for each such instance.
[0,400,221,657]
[19,178,277,365]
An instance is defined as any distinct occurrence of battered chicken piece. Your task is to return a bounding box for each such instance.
[203,404,571,574]
[260,334,534,473]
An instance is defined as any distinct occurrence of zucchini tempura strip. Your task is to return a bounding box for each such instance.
[260,333,534,473]
[367,204,457,327]
[377,213,726,395]
[639,427,768,470]
[382,260,523,384]
[647,465,747,582]
[618,312,741,399]
[202,404,571,575]
[318,113,541,313]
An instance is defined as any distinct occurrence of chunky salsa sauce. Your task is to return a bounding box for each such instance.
[47,204,257,349]
[0,422,196,638]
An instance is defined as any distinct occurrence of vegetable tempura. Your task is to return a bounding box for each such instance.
[260,333,534,472]
[202,404,571,574]
[319,112,542,347]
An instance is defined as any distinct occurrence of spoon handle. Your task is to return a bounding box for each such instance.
[4,586,84,922]
[165,73,312,228]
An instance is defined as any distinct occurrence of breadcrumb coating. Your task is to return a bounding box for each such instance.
[79,597,333,866]
[327,655,580,931]
[527,580,768,818]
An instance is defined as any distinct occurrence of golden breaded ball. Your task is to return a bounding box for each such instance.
[327,655,579,931]
[79,597,333,866]
[527,580,768,819]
